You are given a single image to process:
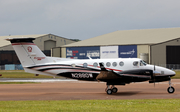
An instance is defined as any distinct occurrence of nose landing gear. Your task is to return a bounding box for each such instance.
[167,78,175,94]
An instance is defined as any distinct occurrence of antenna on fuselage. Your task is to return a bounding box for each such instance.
[87,56,92,60]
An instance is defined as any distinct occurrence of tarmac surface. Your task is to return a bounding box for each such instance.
[0,79,180,101]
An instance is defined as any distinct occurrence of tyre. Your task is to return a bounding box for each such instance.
[106,89,112,95]
[167,87,175,93]
[112,87,118,93]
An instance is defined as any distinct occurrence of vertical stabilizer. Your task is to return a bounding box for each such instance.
[6,38,49,67]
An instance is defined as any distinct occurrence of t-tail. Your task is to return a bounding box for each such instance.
[6,38,49,66]
[6,38,53,76]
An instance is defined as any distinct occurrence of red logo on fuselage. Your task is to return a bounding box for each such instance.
[27,46,32,52]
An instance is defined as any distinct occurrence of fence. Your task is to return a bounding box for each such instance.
[0,65,5,70]
[164,64,180,70]
[0,64,23,70]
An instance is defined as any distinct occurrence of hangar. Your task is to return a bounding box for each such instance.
[0,34,75,65]
[59,28,180,69]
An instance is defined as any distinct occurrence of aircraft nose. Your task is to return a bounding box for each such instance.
[165,68,175,76]
[170,70,176,76]
[156,66,176,76]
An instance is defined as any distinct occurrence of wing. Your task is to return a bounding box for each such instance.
[97,63,153,81]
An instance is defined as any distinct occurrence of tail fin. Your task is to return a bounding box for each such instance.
[6,38,49,67]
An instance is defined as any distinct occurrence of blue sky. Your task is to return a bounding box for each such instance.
[0,0,180,40]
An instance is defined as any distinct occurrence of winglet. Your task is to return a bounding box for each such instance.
[99,63,107,71]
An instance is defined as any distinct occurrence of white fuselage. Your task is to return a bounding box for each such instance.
[26,57,175,78]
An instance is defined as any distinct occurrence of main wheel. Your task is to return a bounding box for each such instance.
[167,87,175,93]
[106,89,112,95]
[112,87,118,93]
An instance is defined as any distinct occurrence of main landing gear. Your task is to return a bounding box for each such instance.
[105,85,118,95]
[167,78,175,94]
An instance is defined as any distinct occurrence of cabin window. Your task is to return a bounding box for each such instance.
[106,62,111,67]
[83,63,88,68]
[99,62,105,67]
[101,62,105,66]
[112,62,117,67]
[119,61,124,66]
[133,61,138,66]
[93,62,98,67]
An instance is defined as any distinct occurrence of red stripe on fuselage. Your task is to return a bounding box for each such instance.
[12,43,36,46]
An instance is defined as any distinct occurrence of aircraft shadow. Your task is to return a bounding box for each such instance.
[111,91,141,96]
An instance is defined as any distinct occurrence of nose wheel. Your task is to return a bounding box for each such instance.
[167,77,175,94]
[167,87,175,93]
[105,85,118,95]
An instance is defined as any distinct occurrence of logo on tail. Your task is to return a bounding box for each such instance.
[27,46,32,52]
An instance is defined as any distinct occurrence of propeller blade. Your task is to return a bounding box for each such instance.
[153,64,156,87]
[99,63,107,71]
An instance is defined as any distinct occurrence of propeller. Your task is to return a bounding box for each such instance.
[152,63,161,87]
[153,63,156,87]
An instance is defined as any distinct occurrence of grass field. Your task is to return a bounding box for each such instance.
[0,99,179,112]
[174,70,180,79]
[0,70,55,78]
[0,70,180,79]
[0,82,38,84]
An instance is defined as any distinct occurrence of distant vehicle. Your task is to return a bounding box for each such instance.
[6,38,176,95]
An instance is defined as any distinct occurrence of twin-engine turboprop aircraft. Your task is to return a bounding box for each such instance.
[6,38,176,95]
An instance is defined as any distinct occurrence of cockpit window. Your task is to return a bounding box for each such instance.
[140,60,147,66]
[133,61,139,66]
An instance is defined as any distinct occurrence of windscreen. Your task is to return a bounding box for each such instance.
[140,60,147,66]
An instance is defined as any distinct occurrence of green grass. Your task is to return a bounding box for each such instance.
[173,70,180,79]
[0,82,38,84]
[0,99,179,112]
[0,70,55,78]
